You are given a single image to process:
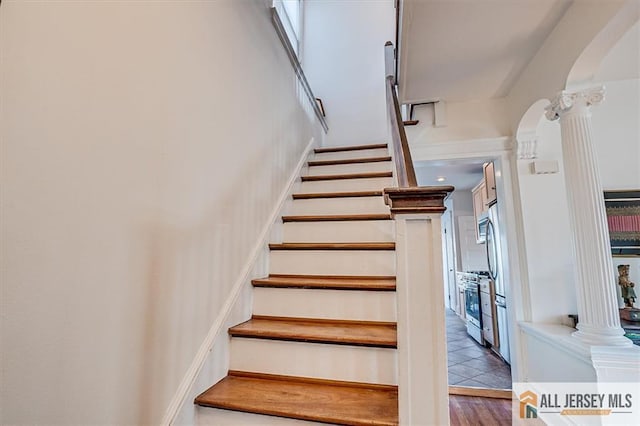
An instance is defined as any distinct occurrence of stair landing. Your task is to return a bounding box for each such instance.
[195,371,399,426]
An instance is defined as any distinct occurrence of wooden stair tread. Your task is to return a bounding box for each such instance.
[314,143,388,154]
[252,275,396,291]
[301,171,392,181]
[292,190,383,199]
[269,242,395,251]
[229,316,397,347]
[282,213,391,222]
[308,156,392,166]
[195,371,398,426]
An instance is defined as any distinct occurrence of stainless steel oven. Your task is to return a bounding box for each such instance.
[460,272,484,345]
[464,282,483,344]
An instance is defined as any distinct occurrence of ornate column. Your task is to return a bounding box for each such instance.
[545,87,631,347]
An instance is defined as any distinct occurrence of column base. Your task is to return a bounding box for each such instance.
[572,323,633,347]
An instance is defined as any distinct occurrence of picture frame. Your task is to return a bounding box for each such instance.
[604,190,640,257]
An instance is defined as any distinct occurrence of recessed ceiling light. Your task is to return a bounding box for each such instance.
[436,176,446,182]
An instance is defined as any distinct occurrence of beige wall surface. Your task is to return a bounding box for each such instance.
[0,1,320,424]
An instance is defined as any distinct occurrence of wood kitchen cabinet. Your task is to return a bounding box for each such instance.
[483,162,497,206]
[455,272,467,320]
[472,161,498,242]
[471,180,487,241]
[479,277,498,348]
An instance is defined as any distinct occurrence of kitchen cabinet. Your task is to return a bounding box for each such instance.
[472,180,486,218]
[479,277,498,347]
[472,180,487,242]
[483,162,497,206]
[472,161,498,242]
[455,272,467,320]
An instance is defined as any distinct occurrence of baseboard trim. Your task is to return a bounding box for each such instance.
[160,137,317,426]
[448,385,513,400]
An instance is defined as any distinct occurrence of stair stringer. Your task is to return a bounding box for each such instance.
[163,137,318,426]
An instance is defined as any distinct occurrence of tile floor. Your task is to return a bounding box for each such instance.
[446,309,512,389]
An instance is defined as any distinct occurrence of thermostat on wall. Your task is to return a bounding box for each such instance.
[531,160,559,174]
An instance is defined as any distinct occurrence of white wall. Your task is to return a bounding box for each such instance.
[405,98,511,145]
[592,79,640,190]
[592,78,640,306]
[450,190,488,272]
[521,328,597,382]
[0,2,322,425]
[517,118,577,324]
[302,0,394,147]
[592,20,639,84]
[591,21,640,309]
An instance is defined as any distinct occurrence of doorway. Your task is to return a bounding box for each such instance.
[442,209,457,312]
[415,157,513,392]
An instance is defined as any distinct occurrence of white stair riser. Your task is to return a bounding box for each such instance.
[312,148,389,162]
[197,407,328,425]
[308,161,392,176]
[230,339,397,385]
[253,288,396,322]
[282,221,395,243]
[269,250,395,276]
[288,197,388,215]
[297,177,393,193]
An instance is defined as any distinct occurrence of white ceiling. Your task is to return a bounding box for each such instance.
[414,158,490,190]
[399,0,572,103]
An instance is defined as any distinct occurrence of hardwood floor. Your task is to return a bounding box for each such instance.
[449,394,512,426]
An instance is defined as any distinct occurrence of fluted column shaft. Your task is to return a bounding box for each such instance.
[546,87,630,347]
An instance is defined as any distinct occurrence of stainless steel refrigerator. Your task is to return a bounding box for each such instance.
[486,203,510,364]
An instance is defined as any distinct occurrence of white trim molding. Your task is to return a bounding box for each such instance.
[591,345,640,382]
[409,136,512,161]
[516,130,538,160]
[160,137,317,426]
[395,214,450,425]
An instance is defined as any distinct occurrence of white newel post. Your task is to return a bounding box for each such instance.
[384,187,452,425]
[545,87,631,347]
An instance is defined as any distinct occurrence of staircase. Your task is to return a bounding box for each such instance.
[195,143,400,425]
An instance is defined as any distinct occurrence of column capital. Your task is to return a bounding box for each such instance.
[545,87,605,121]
